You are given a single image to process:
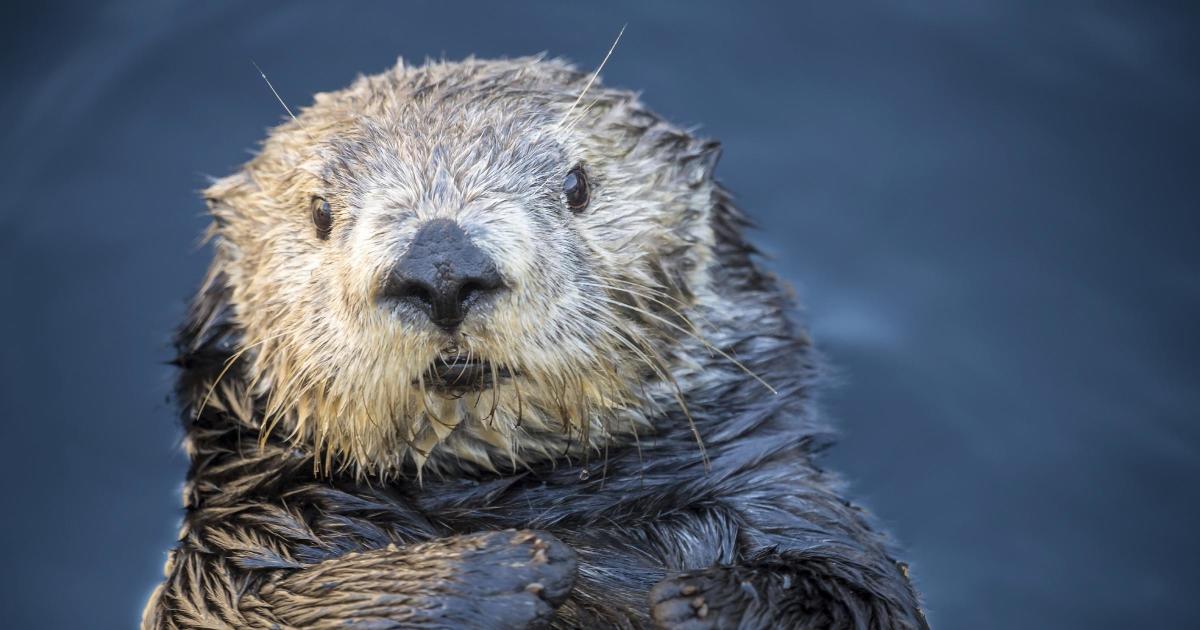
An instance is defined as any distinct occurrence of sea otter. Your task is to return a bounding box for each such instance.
[143,56,927,629]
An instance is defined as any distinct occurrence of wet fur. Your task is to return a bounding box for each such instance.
[144,57,927,628]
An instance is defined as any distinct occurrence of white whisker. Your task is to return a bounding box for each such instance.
[556,24,626,131]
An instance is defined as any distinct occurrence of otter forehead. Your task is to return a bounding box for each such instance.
[276,58,589,197]
[317,96,569,207]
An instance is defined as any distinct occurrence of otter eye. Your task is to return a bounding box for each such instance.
[563,166,590,211]
[310,196,333,239]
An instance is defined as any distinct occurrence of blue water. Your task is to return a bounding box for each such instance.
[1,2,1197,628]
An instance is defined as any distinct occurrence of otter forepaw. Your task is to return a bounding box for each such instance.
[264,529,577,629]
[451,529,579,626]
[649,568,750,630]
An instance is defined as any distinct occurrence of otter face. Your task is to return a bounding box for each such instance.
[204,58,723,474]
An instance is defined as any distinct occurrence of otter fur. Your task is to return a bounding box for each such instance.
[143,56,928,629]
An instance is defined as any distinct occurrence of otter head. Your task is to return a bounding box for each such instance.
[201,57,732,475]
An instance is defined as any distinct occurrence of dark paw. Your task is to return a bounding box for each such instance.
[448,529,578,628]
[459,529,578,604]
[650,569,749,630]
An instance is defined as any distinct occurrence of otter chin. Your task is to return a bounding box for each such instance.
[145,55,928,630]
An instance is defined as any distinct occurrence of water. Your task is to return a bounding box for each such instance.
[1,2,1197,628]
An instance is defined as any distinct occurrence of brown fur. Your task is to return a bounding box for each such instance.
[144,56,928,629]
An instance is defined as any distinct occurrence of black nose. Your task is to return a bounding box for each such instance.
[380,219,505,331]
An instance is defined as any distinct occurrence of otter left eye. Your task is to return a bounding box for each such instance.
[563,166,590,211]
[310,196,333,239]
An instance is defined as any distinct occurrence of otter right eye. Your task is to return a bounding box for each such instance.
[310,196,333,239]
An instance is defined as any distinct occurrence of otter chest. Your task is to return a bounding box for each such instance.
[414,472,741,575]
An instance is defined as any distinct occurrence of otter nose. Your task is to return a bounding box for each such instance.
[381,219,505,331]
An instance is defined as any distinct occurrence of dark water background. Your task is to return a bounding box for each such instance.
[1,2,1197,628]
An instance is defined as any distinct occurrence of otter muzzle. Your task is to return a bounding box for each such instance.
[380,218,505,332]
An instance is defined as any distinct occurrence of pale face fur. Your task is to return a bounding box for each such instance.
[203,57,725,476]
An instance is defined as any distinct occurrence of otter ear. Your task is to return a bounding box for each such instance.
[683,140,722,187]
[203,172,256,228]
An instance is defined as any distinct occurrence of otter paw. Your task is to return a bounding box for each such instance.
[460,529,578,604]
[448,529,578,627]
[264,530,577,629]
[650,569,749,630]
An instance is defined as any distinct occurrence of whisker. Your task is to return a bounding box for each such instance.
[251,61,314,142]
[585,286,778,395]
[416,372,454,429]
[559,94,604,138]
[194,330,288,421]
[587,275,695,312]
[577,299,710,470]
[578,279,700,334]
[556,24,626,131]
[508,359,525,428]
